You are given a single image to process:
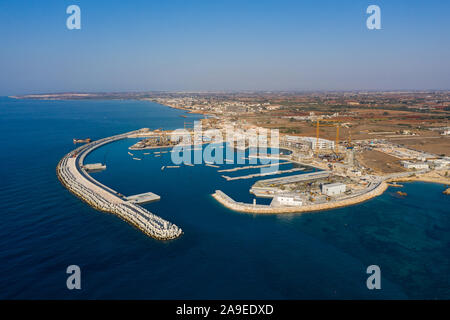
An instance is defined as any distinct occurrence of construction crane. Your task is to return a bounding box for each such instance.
[315,119,340,156]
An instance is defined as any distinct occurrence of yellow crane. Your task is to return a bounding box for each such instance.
[315,119,340,156]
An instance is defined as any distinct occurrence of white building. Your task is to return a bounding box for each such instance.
[276,195,303,206]
[401,161,429,170]
[300,137,335,150]
[321,183,346,196]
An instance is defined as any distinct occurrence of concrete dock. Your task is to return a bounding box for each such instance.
[82,163,106,173]
[255,170,331,185]
[126,192,161,204]
[212,181,387,214]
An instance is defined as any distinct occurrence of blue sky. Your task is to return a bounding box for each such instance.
[0,0,449,95]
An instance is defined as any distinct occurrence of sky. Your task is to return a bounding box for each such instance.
[0,0,449,95]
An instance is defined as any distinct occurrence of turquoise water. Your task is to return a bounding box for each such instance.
[0,97,449,299]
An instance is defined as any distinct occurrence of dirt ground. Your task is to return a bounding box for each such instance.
[356,150,406,174]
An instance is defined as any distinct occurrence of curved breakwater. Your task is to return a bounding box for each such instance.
[212,181,388,214]
[56,130,182,240]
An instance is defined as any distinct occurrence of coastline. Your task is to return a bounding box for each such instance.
[386,170,450,186]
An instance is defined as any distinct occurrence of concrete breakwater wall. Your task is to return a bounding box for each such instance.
[56,131,182,240]
[212,182,388,214]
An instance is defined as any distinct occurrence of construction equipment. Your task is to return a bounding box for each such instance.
[315,120,340,156]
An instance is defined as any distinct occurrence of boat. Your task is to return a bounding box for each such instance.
[396,191,407,197]
[133,157,141,161]
[128,152,134,156]
[73,138,91,144]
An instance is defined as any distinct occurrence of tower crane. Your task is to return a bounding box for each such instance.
[315,119,340,156]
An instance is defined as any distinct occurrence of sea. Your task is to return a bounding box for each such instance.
[0,96,449,299]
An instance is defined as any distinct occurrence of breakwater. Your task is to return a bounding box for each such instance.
[212,181,388,214]
[56,130,182,240]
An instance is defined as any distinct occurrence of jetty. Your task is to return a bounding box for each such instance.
[218,162,290,173]
[56,130,182,240]
[221,167,304,181]
[125,192,161,204]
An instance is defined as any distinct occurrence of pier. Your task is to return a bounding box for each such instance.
[221,167,305,181]
[56,130,182,240]
[254,170,331,185]
[125,192,161,204]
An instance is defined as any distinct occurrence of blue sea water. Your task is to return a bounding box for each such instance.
[0,97,449,299]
